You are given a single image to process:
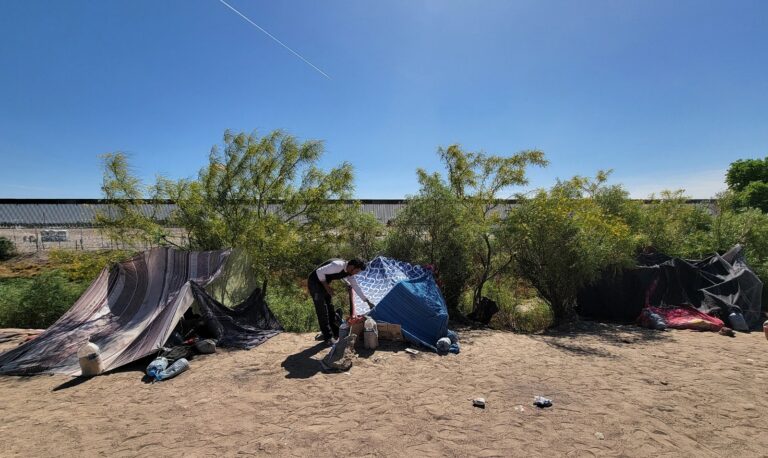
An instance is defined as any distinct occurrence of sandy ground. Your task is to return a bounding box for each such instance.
[0,323,767,457]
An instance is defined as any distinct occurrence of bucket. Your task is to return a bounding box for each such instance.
[77,341,103,376]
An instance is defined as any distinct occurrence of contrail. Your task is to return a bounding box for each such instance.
[217,0,331,79]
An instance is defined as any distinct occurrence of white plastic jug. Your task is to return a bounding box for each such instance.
[363,317,378,349]
[77,340,103,376]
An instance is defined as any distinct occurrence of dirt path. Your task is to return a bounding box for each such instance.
[0,324,766,457]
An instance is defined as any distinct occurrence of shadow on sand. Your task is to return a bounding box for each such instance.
[280,342,328,379]
[533,320,672,358]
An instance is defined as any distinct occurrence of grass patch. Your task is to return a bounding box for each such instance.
[464,277,554,333]
[266,282,319,333]
[0,271,89,328]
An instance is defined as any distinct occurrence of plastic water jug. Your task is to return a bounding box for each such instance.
[77,340,103,376]
[363,317,378,350]
[728,312,748,332]
[156,358,190,381]
[146,357,169,380]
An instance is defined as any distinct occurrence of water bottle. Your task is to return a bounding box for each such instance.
[436,337,451,352]
[77,339,103,376]
[728,312,748,332]
[338,321,350,340]
[648,312,667,330]
[146,356,169,380]
[763,320,768,341]
[156,358,190,381]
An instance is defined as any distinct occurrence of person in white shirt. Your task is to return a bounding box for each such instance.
[308,258,374,344]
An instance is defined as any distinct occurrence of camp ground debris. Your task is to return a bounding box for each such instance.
[0,247,282,376]
[578,245,763,330]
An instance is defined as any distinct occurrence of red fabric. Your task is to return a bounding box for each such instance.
[647,305,724,331]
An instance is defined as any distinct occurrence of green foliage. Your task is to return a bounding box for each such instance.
[0,271,88,328]
[99,129,357,292]
[504,174,635,324]
[386,144,547,316]
[384,171,472,313]
[97,153,169,246]
[710,206,768,286]
[334,210,386,261]
[438,145,547,311]
[468,276,553,333]
[637,190,713,258]
[266,282,318,333]
[0,237,15,261]
[726,157,768,192]
[725,156,768,212]
[48,249,135,282]
[736,181,768,213]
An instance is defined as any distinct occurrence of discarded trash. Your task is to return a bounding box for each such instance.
[514,405,525,413]
[719,327,736,337]
[472,398,486,409]
[728,312,749,332]
[764,320,768,340]
[436,337,451,353]
[595,432,605,440]
[146,356,169,380]
[405,348,419,355]
[533,396,552,408]
[155,358,190,381]
[638,308,667,330]
[321,333,357,372]
[194,338,217,354]
[77,339,103,376]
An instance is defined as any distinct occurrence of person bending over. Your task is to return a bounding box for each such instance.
[308,258,374,345]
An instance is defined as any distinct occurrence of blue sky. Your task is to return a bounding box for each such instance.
[1,0,766,199]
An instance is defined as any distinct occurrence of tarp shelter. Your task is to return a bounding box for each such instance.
[353,256,456,351]
[577,245,763,329]
[0,247,282,376]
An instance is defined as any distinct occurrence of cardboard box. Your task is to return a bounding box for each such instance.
[349,321,403,342]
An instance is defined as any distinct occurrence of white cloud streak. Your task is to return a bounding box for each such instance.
[217,0,331,79]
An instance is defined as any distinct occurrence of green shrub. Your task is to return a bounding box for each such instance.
[474,276,553,333]
[638,190,713,257]
[266,282,318,333]
[505,179,635,325]
[48,249,135,282]
[0,237,16,261]
[0,270,87,329]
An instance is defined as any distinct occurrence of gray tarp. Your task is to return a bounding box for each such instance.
[0,248,232,375]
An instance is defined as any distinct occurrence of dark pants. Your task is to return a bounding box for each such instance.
[308,278,339,340]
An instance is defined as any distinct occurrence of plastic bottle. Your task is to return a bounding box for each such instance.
[156,358,190,381]
[728,312,749,332]
[146,356,169,380]
[338,321,350,340]
[363,316,378,350]
[648,312,667,330]
[436,337,451,352]
[763,320,768,341]
[77,339,103,376]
